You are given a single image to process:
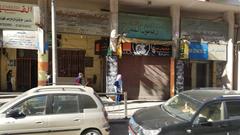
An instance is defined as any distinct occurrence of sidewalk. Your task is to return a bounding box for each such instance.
[100,96,164,120]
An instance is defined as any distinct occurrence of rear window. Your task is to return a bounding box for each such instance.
[79,94,97,109]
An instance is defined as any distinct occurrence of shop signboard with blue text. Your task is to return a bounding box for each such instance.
[0,1,36,30]
[189,42,208,60]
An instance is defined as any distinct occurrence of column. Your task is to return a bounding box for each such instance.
[106,0,118,93]
[223,11,234,90]
[170,5,180,96]
[38,0,49,86]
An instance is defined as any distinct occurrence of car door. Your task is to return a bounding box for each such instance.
[0,95,49,135]
[224,100,240,135]
[190,101,228,135]
[48,94,83,135]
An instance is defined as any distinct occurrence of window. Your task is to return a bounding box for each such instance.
[52,95,79,114]
[12,95,47,116]
[80,94,97,109]
[226,101,240,119]
[48,49,85,77]
[194,102,222,124]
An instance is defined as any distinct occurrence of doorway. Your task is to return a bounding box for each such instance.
[16,49,37,91]
[195,62,213,88]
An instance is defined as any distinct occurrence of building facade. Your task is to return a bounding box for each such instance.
[0,0,239,100]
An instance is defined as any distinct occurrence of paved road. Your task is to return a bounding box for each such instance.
[110,119,129,135]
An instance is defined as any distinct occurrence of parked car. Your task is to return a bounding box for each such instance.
[0,85,110,135]
[129,89,240,135]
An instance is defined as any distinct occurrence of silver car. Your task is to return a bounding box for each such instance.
[0,85,110,135]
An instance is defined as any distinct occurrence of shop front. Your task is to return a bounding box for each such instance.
[115,13,173,100]
[0,1,38,92]
[177,18,228,92]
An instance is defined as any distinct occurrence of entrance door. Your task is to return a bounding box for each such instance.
[196,62,212,88]
[17,50,37,91]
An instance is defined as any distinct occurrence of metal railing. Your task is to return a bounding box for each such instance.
[97,92,128,119]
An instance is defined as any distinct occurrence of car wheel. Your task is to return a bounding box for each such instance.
[82,129,101,135]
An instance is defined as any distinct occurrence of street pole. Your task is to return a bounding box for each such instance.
[238,43,240,91]
[51,0,57,85]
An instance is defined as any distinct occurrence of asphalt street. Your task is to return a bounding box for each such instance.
[110,119,129,135]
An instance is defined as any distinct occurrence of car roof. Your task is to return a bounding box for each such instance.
[28,85,94,93]
[180,90,240,103]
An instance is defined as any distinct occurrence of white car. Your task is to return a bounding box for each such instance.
[0,85,110,135]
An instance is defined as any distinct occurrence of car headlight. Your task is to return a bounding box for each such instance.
[142,128,162,135]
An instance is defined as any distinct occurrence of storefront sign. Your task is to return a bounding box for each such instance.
[210,0,240,5]
[56,8,109,36]
[123,43,172,57]
[181,18,228,42]
[3,30,38,50]
[189,42,208,60]
[0,1,36,30]
[119,13,172,40]
[208,44,227,61]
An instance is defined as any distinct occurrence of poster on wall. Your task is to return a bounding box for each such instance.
[0,1,36,30]
[208,44,227,61]
[3,30,38,50]
[106,56,118,93]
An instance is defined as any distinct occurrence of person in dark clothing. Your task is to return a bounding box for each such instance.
[114,74,123,104]
[6,70,13,92]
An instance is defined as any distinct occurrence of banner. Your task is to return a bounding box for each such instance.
[123,43,172,57]
[3,30,38,50]
[208,44,227,61]
[0,1,36,30]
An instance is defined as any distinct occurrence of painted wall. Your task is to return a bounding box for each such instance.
[57,34,103,92]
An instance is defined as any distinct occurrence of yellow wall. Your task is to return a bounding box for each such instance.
[58,34,103,92]
[0,48,16,91]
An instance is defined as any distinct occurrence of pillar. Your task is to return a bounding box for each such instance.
[170,5,180,96]
[106,0,118,93]
[38,0,49,86]
[223,11,234,90]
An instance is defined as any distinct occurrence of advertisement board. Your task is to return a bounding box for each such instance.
[0,1,36,30]
[3,30,38,50]
[189,42,208,60]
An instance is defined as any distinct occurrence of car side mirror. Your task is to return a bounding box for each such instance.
[6,109,26,119]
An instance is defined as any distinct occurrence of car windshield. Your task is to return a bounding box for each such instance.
[163,93,203,121]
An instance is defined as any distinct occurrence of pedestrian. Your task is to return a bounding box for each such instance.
[46,72,52,85]
[6,70,13,92]
[114,74,123,104]
[75,72,87,86]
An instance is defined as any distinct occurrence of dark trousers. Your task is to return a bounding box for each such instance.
[7,82,13,92]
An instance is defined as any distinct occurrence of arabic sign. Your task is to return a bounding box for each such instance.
[189,42,208,60]
[0,1,36,30]
[56,8,109,36]
[181,18,228,42]
[123,43,172,57]
[119,13,172,40]
[208,44,227,61]
[210,0,240,5]
[3,30,38,50]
